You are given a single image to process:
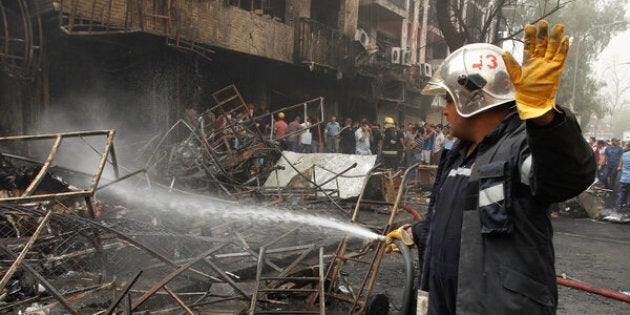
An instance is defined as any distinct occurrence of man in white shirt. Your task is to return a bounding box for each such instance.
[432,124,445,164]
[355,121,372,155]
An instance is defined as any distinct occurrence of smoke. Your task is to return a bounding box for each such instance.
[26,33,191,177]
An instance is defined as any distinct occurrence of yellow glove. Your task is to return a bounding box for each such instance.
[385,243,402,253]
[502,20,569,120]
[385,224,414,253]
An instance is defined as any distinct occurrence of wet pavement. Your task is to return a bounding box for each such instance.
[553,215,630,315]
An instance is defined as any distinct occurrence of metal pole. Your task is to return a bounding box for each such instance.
[0,210,53,290]
[104,271,143,315]
[0,244,78,315]
[21,135,62,197]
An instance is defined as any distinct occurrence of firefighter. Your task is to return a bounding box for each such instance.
[386,21,596,315]
[381,117,404,170]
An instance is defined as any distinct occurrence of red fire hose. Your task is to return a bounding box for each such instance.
[398,204,630,304]
[557,277,630,303]
[400,204,423,221]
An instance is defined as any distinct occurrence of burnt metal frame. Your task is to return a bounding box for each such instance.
[319,164,416,314]
[208,84,266,166]
[0,243,79,314]
[87,212,327,314]
[0,205,116,314]
[143,118,236,194]
[0,130,358,314]
[266,153,356,211]
[58,0,143,35]
[57,0,216,61]
[249,245,325,315]
[0,0,43,78]
[267,97,325,142]
[144,85,328,198]
[0,130,119,209]
[0,205,243,314]
[144,106,265,194]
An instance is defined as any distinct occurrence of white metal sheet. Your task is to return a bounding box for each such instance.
[263,151,377,199]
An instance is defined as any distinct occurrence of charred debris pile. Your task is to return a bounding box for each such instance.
[0,85,430,314]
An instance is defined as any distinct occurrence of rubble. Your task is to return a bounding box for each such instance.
[0,125,425,314]
[560,181,630,224]
[143,85,327,199]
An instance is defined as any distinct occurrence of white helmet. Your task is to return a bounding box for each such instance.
[421,43,515,117]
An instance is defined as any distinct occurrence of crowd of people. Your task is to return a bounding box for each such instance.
[271,113,457,170]
[247,92,630,218]
[265,109,629,213]
[588,136,630,212]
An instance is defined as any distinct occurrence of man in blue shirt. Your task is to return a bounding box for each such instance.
[599,137,623,190]
[421,124,435,165]
[616,143,630,211]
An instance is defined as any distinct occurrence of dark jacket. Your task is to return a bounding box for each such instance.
[339,126,356,154]
[413,106,596,314]
[382,127,402,152]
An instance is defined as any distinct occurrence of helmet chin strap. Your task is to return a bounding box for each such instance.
[457,73,487,91]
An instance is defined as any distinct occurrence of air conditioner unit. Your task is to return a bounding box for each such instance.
[401,49,412,66]
[354,28,370,49]
[420,63,433,77]
[387,47,402,64]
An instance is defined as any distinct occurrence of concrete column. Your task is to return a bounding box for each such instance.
[419,0,429,63]
[409,0,420,64]
[401,18,408,50]
[338,0,359,36]
[285,0,311,26]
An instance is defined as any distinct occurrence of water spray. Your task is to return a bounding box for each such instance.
[104,184,388,242]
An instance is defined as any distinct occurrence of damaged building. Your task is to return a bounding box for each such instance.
[0,0,460,138]
[0,1,531,314]
[2,0,480,196]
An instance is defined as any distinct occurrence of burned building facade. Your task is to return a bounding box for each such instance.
[0,0,461,139]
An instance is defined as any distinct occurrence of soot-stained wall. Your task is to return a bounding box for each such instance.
[3,27,352,152]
